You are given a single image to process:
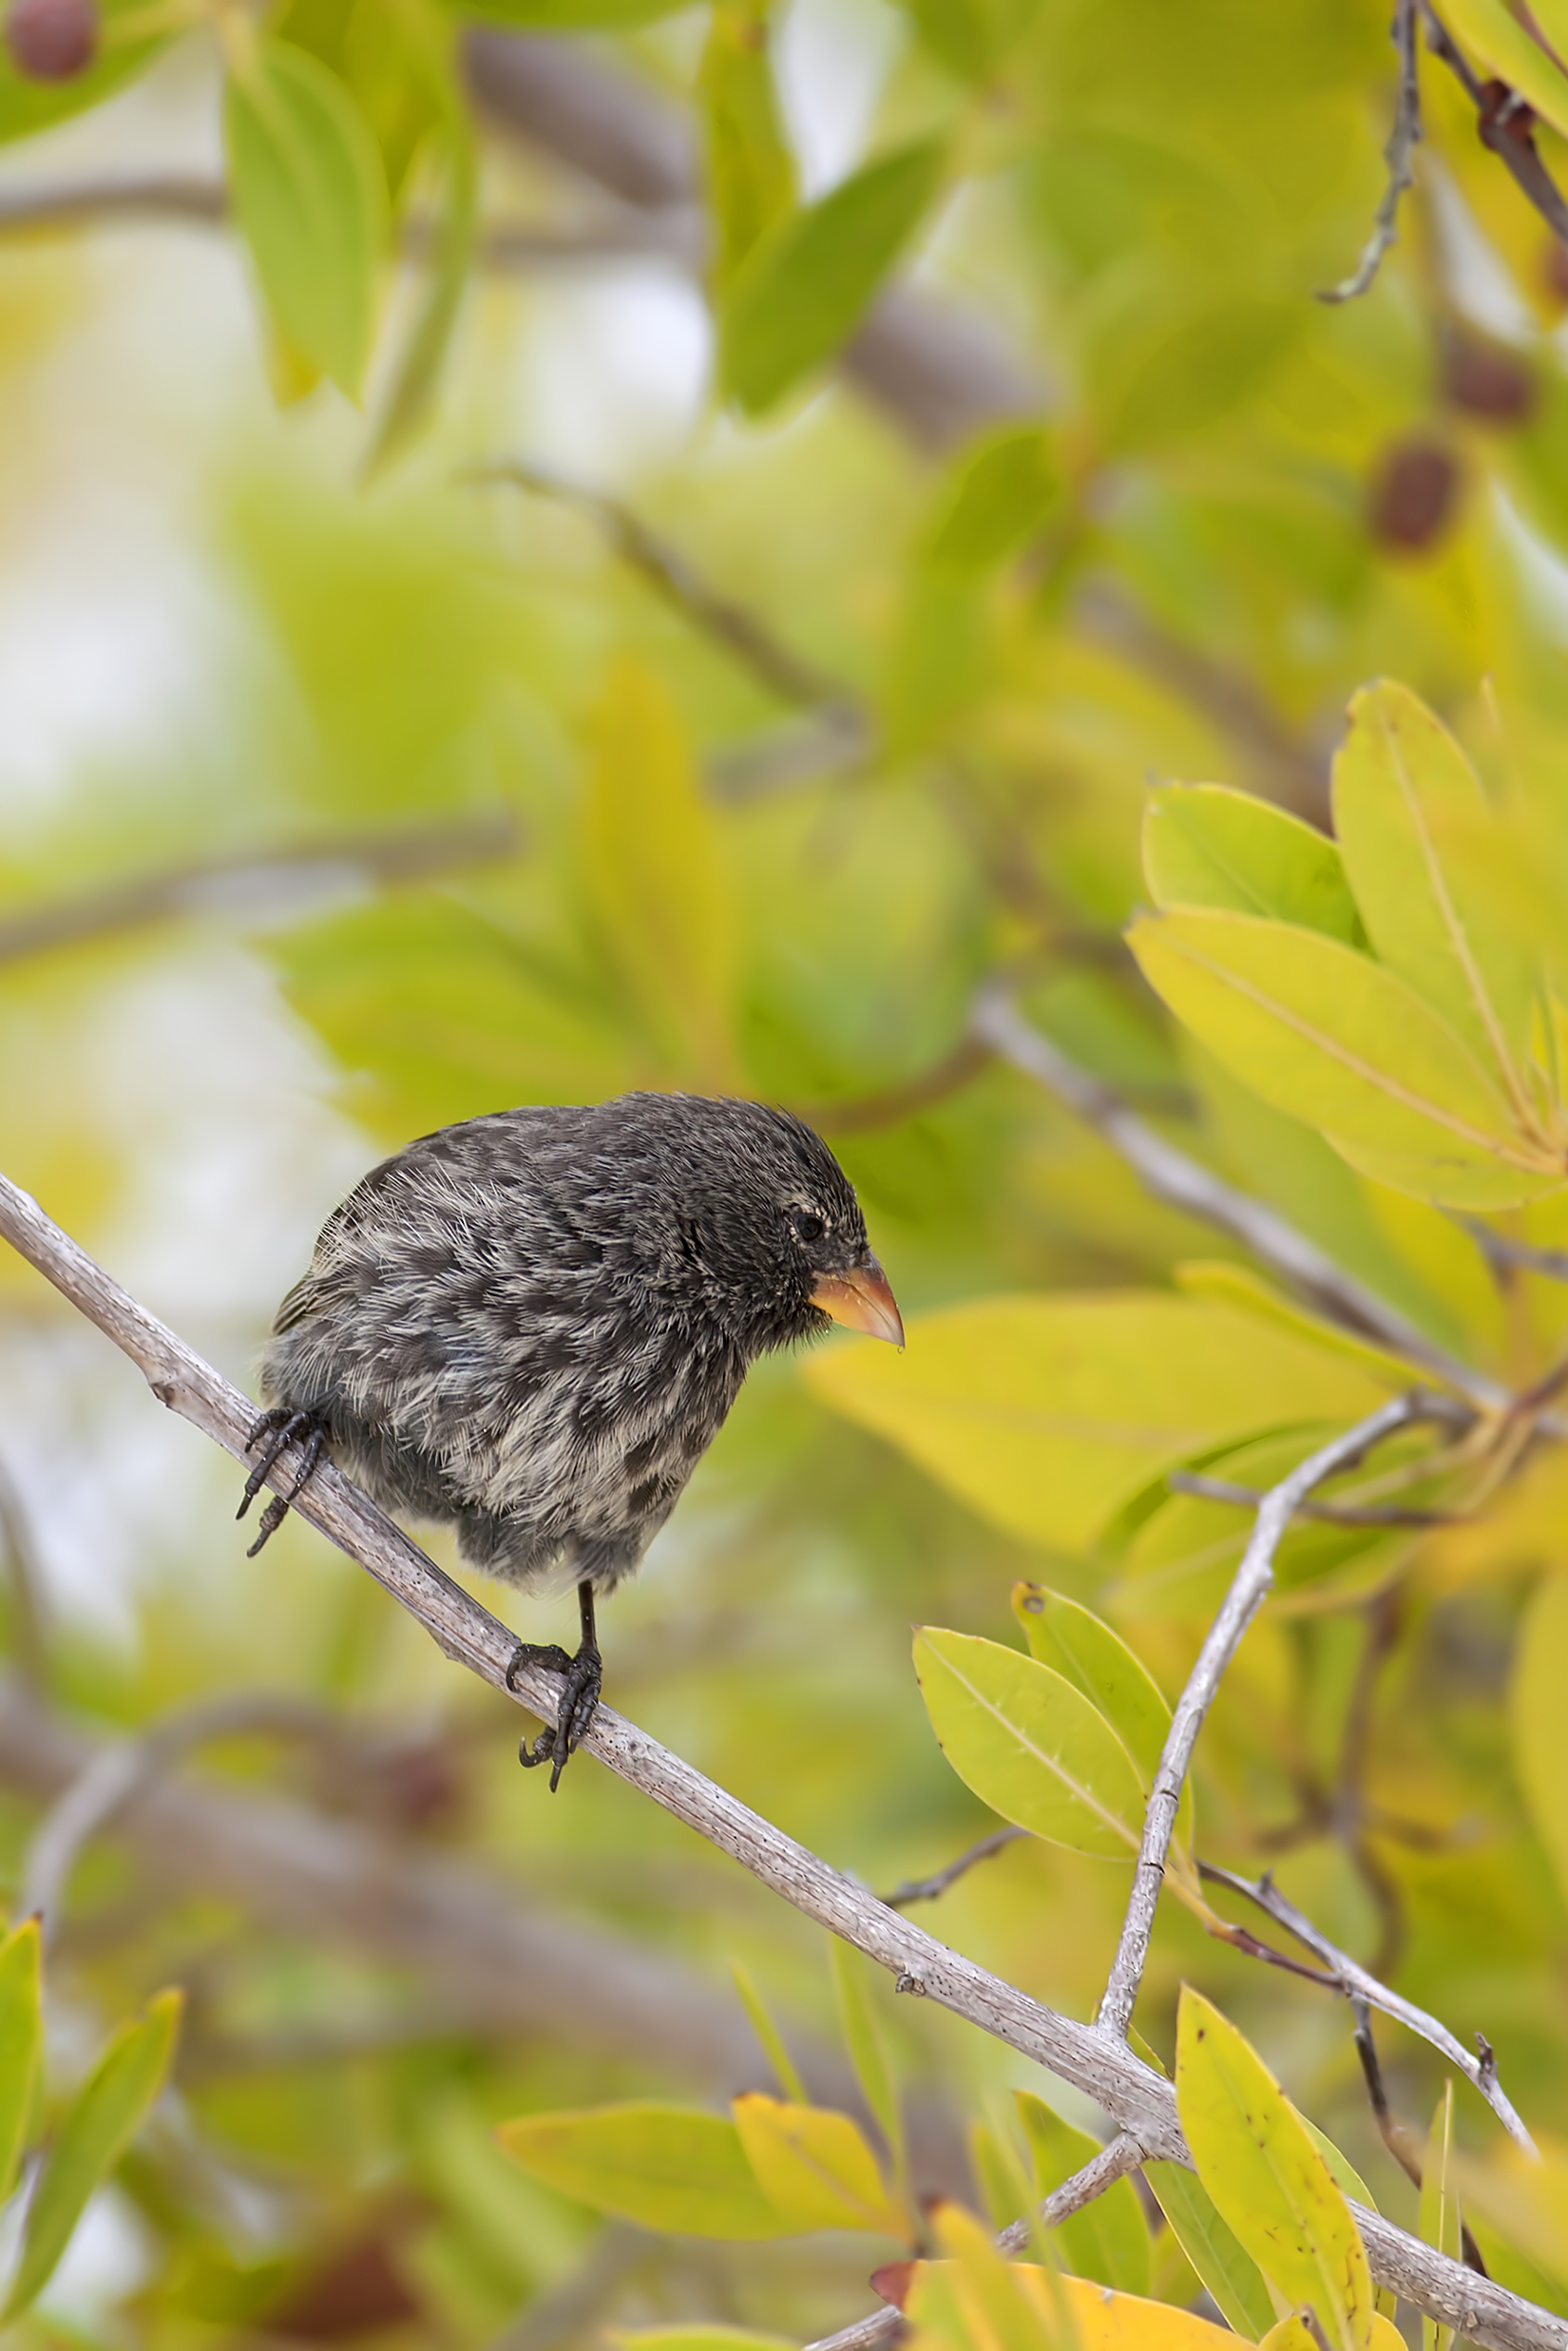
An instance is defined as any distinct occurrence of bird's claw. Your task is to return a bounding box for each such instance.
[508,1639,602,1792]
[239,1407,330,1556]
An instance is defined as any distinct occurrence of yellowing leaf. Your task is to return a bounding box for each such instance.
[1014,2092,1151,2294]
[1143,785,1362,946]
[582,657,737,1089]
[828,1940,903,2187]
[913,2202,1058,2351]
[1171,1262,1432,1393]
[804,1292,1388,1550]
[1442,0,1568,139]
[699,1,795,298]
[1127,907,1560,1207]
[497,2103,789,2239]
[1011,1585,1192,1852]
[1144,2161,1275,2340]
[1447,2136,1568,2286]
[1332,681,1543,1120]
[905,2254,1239,2351]
[0,1919,41,2205]
[225,39,390,397]
[731,2093,908,2238]
[1512,1567,1568,1909]
[927,428,1058,572]
[719,140,945,413]
[1418,2084,1460,2351]
[913,1628,1144,1859]
[1175,1989,1371,2351]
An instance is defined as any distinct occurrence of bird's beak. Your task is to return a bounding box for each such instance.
[810,1257,905,1348]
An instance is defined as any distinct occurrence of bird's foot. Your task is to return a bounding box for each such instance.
[507,1637,602,1793]
[238,1407,330,1557]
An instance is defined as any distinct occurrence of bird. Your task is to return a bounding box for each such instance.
[238,1093,904,1787]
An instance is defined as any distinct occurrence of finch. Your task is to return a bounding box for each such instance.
[239,1093,903,1784]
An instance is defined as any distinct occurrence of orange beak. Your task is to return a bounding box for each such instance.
[810,1257,905,1348]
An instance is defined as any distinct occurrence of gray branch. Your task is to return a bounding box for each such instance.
[1098,1396,1456,2041]
[1319,0,1422,303]
[0,1172,1562,2350]
[970,986,1501,1405]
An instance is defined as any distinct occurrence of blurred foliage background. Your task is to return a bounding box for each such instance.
[10,0,1568,2339]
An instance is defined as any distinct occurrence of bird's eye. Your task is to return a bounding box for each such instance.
[792,1210,826,1245]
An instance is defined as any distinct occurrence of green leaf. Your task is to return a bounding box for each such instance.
[728,1960,807,2105]
[0,1919,41,2205]
[927,428,1057,572]
[1175,1988,1372,2351]
[1143,785,1363,946]
[609,2334,794,2351]
[699,2,795,298]
[730,2094,908,2238]
[804,1291,1390,1551]
[1418,2084,1460,2351]
[4,1988,182,2322]
[497,2103,790,2239]
[1009,1583,1178,1797]
[225,37,390,396]
[827,1940,903,2188]
[893,0,1041,82]
[271,0,446,204]
[361,119,476,477]
[1014,2093,1151,2293]
[1331,681,1543,1117]
[1512,1567,1568,1910]
[718,140,945,414]
[912,1627,1145,1858]
[1127,907,1561,1208]
[1143,2160,1275,2341]
[582,656,738,1089]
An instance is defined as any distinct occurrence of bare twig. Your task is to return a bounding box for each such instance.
[468,457,863,720]
[0,810,521,970]
[1198,1860,1534,2151]
[1422,3,1568,247]
[802,2136,1146,2351]
[1166,1468,1455,1528]
[1462,1219,1568,1287]
[880,1825,1027,1909]
[971,986,1501,1405]
[0,1179,1561,2349]
[1098,1396,1457,2041]
[1321,0,1423,302]
[1352,1999,1489,2271]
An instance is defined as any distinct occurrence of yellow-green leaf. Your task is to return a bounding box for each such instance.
[1144,785,1363,946]
[1332,681,1542,1115]
[582,657,737,1089]
[905,2249,1241,2351]
[1448,2137,1568,2287]
[1172,1262,1434,1393]
[719,140,945,414]
[361,120,476,478]
[1175,1988,1372,2351]
[699,1,795,298]
[497,2103,789,2239]
[0,1919,41,2205]
[1014,2092,1151,2294]
[828,1940,904,2187]
[1419,2085,1460,2351]
[1441,0,1568,140]
[731,2093,908,2238]
[4,1988,182,2322]
[913,2202,1058,2351]
[913,1628,1145,1859]
[609,2332,793,2351]
[729,1959,807,2105]
[1144,2160,1275,2341]
[1513,1566,1568,1909]
[927,427,1057,572]
[1127,907,1558,1207]
[225,38,390,397]
[1010,1585,1191,1851]
[804,1292,1388,1551]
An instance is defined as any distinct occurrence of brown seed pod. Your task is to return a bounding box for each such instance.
[1444,334,1536,425]
[1367,437,1460,552]
[4,0,98,81]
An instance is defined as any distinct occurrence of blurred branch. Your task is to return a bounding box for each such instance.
[1351,1999,1490,2269]
[0,1454,48,1686]
[970,985,1501,1405]
[1422,4,1568,247]
[1198,1858,1535,2150]
[488,2222,649,2351]
[1166,1467,1456,1527]
[1462,1218,1568,1286]
[1320,0,1422,303]
[0,1178,1558,2348]
[880,1824,1027,1909]
[804,2135,1151,2351]
[0,809,521,969]
[800,1035,995,1139]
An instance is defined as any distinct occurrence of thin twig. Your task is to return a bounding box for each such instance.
[801,2136,1145,2351]
[0,1179,1560,2349]
[880,1825,1027,1909]
[1353,1999,1489,2269]
[1166,1467,1455,1527]
[1197,1860,1535,2152]
[1461,1220,1568,1287]
[468,456,865,723]
[1321,0,1423,302]
[0,810,521,970]
[1422,3,1568,247]
[1098,1396,1457,2041]
[971,985,1501,1405]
